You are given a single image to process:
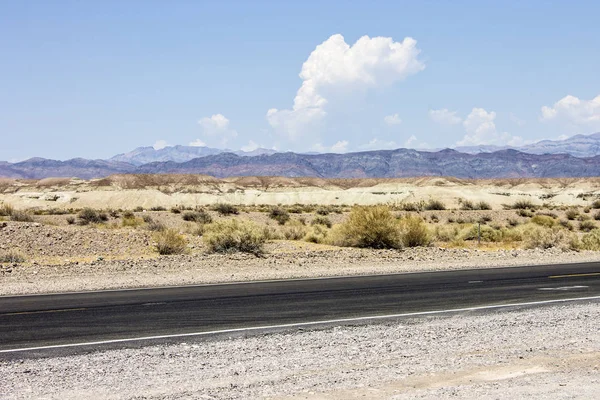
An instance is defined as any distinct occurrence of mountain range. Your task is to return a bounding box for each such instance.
[1,133,599,180]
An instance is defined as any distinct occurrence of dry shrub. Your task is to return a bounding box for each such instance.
[565,208,579,220]
[425,199,446,211]
[579,220,596,232]
[334,206,402,249]
[212,203,239,216]
[122,215,144,228]
[311,216,332,228]
[433,225,461,242]
[203,219,266,255]
[281,220,308,240]
[305,224,329,244]
[146,219,166,232]
[462,224,503,242]
[510,199,536,210]
[0,250,25,263]
[154,229,188,255]
[182,210,212,224]
[78,208,108,225]
[591,200,600,209]
[262,224,283,240]
[0,204,14,217]
[399,216,430,247]
[521,225,576,250]
[581,229,600,250]
[10,210,34,222]
[531,215,556,228]
[269,207,290,225]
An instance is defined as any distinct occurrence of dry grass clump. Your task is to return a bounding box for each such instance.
[0,250,25,263]
[212,203,239,216]
[333,206,402,249]
[143,216,166,232]
[182,210,213,224]
[399,216,430,247]
[268,207,290,225]
[203,219,266,255]
[565,208,579,220]
[305,224,329,244]
[521,224,576,250]
[460,199,492,211]
[154,229,188,255]
[122,212,144,228]
[77,208,108,225]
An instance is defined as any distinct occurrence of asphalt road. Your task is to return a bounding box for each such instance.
[1,262,600,352]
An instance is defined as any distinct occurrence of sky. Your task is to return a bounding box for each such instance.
[1,0,600,161]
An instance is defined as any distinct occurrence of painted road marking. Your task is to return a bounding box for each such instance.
[538,286,589,291]
[468,281,483,284]
[1,295,600,354]
[549,272,600,279]
[1,308,87,317]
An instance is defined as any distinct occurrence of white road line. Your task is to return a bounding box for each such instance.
[538,286,589,291]
[468,280,483,283]
[2,295,600,354]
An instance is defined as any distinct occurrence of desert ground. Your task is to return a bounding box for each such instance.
[1,175,600,399]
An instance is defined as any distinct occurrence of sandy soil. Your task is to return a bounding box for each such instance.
[2,301,598,399]
[2,175,600,210]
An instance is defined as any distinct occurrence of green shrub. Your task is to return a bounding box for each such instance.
[154,229,188,255]
[463,224,503,242]
[531,215,556,228]
[0,250,25,263]
[268,207,290,225]
[522,225,575,250]
[335,206,402,249]
[203,219,266,255]
[150,206,166,211]
[399,216,430,247]
[459,199,475,210]
[400,202,423,212]
[316,207,331,216]
[311,216,332,228]
[182,210,213,224]
[433,225,461,242]
[10,211,34,222]
[212,203,239,216]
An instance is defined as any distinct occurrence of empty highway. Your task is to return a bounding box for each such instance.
[1,262,600,353]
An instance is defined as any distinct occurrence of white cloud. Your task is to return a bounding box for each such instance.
[457,108,525,146]
[541,94,600,128]
[404,135,417,147]
[197,114,238,146]
[240,140,260,152]
[359,138,399,150]
[267,34,425,140]
[331,140,349,153]
[153,140,169,150]
[384,113,402,125]
[189,139,207,147]
[429,108,462,125]
[509,113,526,127]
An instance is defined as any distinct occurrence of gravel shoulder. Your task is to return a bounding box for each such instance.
[2,301,599,399]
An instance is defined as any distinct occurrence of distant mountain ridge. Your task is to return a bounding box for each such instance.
[1,133,600,180]
[110,145,278,166]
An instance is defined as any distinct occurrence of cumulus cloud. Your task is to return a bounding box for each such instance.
[384,113,402,125]
[541,94,600,128]
[240,140,260,152]
[197,114,238,146]
[359,138,399,150]
[457,108,525,146]
[330,140,349,153]
[153,140,169,150]
[429,108,462,125]
[189,139,207,147]
[267,34,425,139]
[404,135,417,147]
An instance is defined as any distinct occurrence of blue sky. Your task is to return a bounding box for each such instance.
[1,0,599,161]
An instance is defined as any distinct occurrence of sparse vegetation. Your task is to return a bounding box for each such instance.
[182,210,213,224]
[565,208,579,220]
[399,216,430,247]
[425,199,446,211]
[509,199,536,210]
[0,204,15,216]
[154,229,188,255]
[212,203,239,216]
[203,219,266,255]
[0,250,25,263]
[268,207,290,225]
[10,210,34,222]
[531,215,556,228]
[311,216,332,228]
[579,220,596,232]
[334,206,402,249]
[77,208,108,225]
[281,220,308,240]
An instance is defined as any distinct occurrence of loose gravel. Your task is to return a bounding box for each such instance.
[2,301,599,399]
